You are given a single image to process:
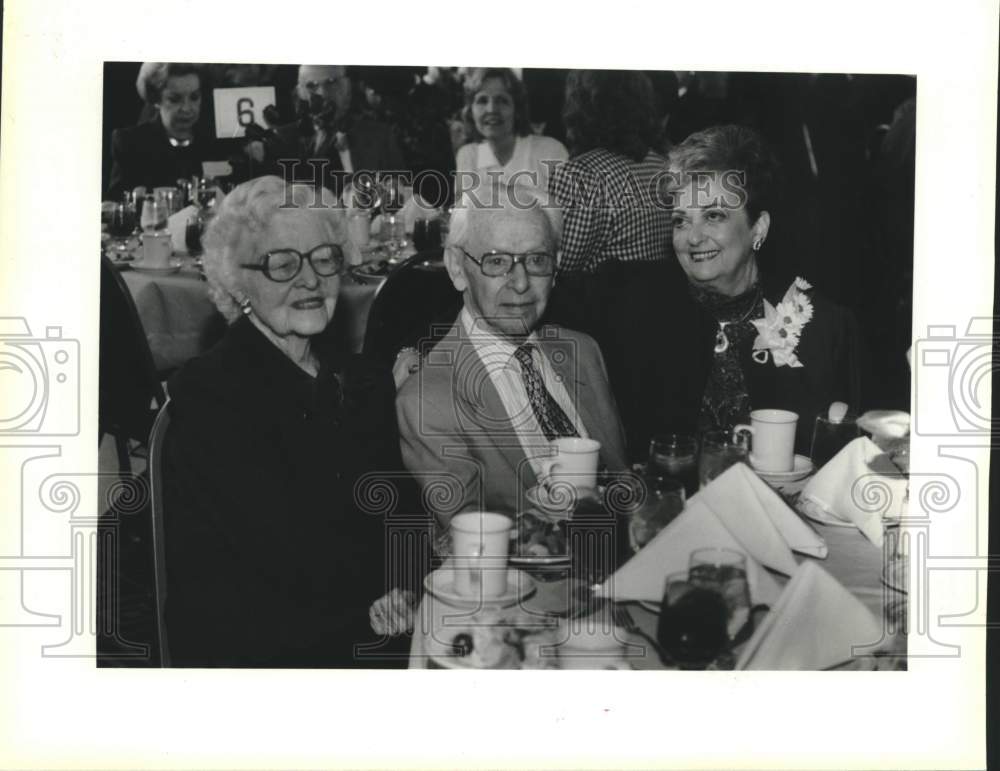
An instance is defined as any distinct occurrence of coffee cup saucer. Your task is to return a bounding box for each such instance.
[130,257,183,276]
[752,454,815,484]
[423,567,536,609]
[525,483,602,519]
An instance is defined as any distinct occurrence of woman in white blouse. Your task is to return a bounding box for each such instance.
[455,68,567,198]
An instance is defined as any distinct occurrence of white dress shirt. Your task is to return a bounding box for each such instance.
[460,308,587,479]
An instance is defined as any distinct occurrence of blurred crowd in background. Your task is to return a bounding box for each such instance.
[101,63,916,409]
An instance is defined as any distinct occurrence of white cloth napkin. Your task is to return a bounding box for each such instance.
[594,500,784,606]
[800,437,907,547]
[167,205,199,254]
[694,463,827,575]
[736,560,882,670]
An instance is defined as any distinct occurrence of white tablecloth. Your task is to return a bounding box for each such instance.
[118,257,381,371]
[408,509,904,670]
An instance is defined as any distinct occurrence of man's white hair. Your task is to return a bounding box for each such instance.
[446,181,563,255]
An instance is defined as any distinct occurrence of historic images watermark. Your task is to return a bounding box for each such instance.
[274,164,749,213]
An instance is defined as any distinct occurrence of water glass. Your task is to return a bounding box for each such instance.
[810,414,861,468]
[688,548,751,639]
[140,196,168,233]
[656,571,730,669]
[185,215,204,258]
[627,476,685,552]
[698,430,749,488]
[648,433,699,497]
[412,217,442,251]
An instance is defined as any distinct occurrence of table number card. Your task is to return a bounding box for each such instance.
[212,86,276,138]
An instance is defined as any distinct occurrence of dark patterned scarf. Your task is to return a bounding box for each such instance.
[689,282,765,433]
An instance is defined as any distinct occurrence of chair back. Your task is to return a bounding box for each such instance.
[99,255,166,443]
[147,399,172,666]
[362,249,461,363]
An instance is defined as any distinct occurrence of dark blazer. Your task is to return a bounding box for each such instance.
[549,259,866,462]
[163,318,403,667]
[266,116,405,194]
[396,318,628,519]
[105,120,226,200]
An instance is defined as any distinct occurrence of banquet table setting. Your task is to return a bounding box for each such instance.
[408,412,911,671]
[102,180,446,369]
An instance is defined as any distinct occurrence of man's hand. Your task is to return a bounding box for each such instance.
[244,140,266,164]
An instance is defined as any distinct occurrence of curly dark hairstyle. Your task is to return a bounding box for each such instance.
[461,68,532,141]
[138,62,204,105]
[666,124,780,222]
[562,70,657,163]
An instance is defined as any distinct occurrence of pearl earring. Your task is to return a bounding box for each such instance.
[239,297,252,316]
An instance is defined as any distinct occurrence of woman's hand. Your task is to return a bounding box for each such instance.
[369,588,417,636]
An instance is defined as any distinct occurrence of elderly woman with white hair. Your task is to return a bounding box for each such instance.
[163,176,415,667]
[105,62,220,200]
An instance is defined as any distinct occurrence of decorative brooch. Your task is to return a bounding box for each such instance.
[751,277,814,368]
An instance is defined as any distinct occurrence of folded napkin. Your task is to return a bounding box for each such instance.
[736,561,882,670]
[694,463,827,575]
[594,500,783,606]
[167,204,199,253]
[800,437,907,547]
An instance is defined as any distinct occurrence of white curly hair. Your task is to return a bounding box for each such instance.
[201,176,358,322]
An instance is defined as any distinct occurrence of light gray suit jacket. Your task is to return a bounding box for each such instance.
[396,319,628,522]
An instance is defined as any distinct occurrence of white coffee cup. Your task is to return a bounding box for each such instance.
[733,409,798,472]
[558,618,631,670]
[140,231,173,269]
[538,437,601,494]
[450,512,512,598]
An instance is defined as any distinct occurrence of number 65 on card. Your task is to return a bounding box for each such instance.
[212,86,277,138]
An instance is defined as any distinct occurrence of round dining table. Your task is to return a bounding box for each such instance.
[406,473,907,671]
[117,255,384,372]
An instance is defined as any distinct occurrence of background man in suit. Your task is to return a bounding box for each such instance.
[396,183,627,525]
[253,64,405,196]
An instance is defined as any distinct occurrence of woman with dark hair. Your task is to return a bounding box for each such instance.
[600,125,866,458]
[549,69,672,274]
[106,63,221,200]
[455,68,567,197]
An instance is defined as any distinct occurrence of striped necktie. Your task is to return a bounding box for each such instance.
[513,343,580,441]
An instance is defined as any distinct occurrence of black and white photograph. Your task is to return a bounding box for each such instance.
[96,62,917,672]
[1,0,995,768]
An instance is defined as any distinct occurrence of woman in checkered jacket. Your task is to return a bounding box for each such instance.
[549,70,673,274]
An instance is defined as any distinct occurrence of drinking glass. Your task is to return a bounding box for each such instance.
[107,202,136,259]
[698,430,749,488]
[688,548,751,639]
[140,196,168,232]
[810,414,861,468]
[412,217,442,252]
[627,476,685,552]
[185,215,204,259]
[656,571,730,669]
[648,433,699,497]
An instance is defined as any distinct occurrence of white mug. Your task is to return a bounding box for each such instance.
[537,437,601,494]
[450,512,512,598]
[732,409,798,472]
[139,231,173,269]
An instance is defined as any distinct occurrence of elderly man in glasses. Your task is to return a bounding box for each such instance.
[396,182,627,525]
